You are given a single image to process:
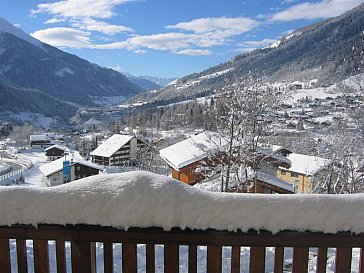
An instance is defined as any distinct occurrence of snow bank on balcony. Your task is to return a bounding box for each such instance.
[0,171,363,234]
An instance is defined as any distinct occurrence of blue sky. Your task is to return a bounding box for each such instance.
[2,0,363,78]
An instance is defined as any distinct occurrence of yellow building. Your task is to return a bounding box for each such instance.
[276,153,331,193]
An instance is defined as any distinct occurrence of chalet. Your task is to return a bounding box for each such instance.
[90,134,144,166]
[160,133,294,194]
[39,157,103,187]
[29,133,64,148]
[289,81,304,90]
[44,145,66,161]
[276,153,331,193]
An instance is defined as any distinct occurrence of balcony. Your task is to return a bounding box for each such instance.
[0,171,363,273]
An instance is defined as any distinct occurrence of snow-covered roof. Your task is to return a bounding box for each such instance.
[279,153,331,176]
[0,171,362,234]
[90,134,134,158]
[29,133,63,142]
[257,172,293,192]
[159,132,225,170]
[44,144,66,152]
[258,146,291,167]
[39,157,103,177]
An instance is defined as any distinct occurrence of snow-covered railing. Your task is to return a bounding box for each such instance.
[0,172,363,272]
[0,158,32,182]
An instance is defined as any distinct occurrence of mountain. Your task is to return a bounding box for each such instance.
[131,3,364,105]
[0,17,143,114]
[0,83,78,120]
[125,75,162,90]
[140,76,177,87]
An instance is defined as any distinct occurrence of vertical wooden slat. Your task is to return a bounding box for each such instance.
[16,239,28,273]
[164,244,179,273]
[274,247,284,273]
[359,248,364,273]
[231,246,240,273]
[0,239,11,273]
[56,240,66,273]
[33,240,50,273]
[188,244,197,273]
[250,247,265,273]
[146,244,155,273]
[71,241,96,273]
[335,248,352,273]
[103,242,113,273]
[207,245,222,273]
[292,247,309,273]
[316,247,327,273]
[122,243,137,273]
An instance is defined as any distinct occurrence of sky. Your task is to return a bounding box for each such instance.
[1,0,363,78]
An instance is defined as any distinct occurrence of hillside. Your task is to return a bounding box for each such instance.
[0,18,143,112]
[130,3,364,105]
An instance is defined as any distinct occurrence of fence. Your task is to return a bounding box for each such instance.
[0,159,33,182]
[0,224,363,273]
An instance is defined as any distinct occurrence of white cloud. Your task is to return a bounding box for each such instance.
[31,27,93,48]
[13,24,21,28]
[166,16,258,35]
[45,18,65,24]
[73,18,134,35]
[31,0,135,19]
[271,0,364,21]
[133,49,147,54]
[239,38,279,48]
[174,49,212,56]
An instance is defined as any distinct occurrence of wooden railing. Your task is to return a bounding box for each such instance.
[0,224,363,273]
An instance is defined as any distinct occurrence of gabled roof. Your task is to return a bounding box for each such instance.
[44,144,66,152]
[90,134,134,158]
[40,157,103,177]
[159,132,225,170]
[279,153,331,176]
[257,172,294,192]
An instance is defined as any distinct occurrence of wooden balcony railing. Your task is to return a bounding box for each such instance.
[0,224,363,273]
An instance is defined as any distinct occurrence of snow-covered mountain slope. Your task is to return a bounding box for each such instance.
[0,17,143,117]
[129,3,364,105]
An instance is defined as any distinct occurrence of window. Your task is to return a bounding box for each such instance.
[291,172,299,178]
[281,170,286,175]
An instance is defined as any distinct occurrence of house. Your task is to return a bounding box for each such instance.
[230,145,294,194]
[159,132,221,185]
[276,153,332,193]
[29,133,64,148]
[160,133,294,194]
[90,134,145,166]
[44,145,66,161]
[39,157,103,187]
[289,81,304,90]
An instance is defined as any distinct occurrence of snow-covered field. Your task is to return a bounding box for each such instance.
[19,150,48,187]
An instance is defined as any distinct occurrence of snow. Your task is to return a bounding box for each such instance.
[0,17,44,50]
[89,95,127,106]
[90,134,134,158]
[279,153,332,176]
[0,171,363,234]
[54,67,74,77]
[83,118,102,126]
[44,144,66,152]
[256,172,293,191]
[9,112,54,128]
[39,156,103,177]
[159,132,225,170]
[0,160,11,174]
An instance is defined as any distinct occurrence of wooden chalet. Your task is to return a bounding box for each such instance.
[160,134,294,193]
[90,134,145,166]
[276,153,332,193]
[39,157,103,187]
[44,144,66,161]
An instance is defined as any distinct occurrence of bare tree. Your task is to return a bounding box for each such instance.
[202,77,284,192]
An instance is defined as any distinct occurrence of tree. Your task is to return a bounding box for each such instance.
[202,77,284,192]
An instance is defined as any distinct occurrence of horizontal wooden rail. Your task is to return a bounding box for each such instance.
[0,224,363,273]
